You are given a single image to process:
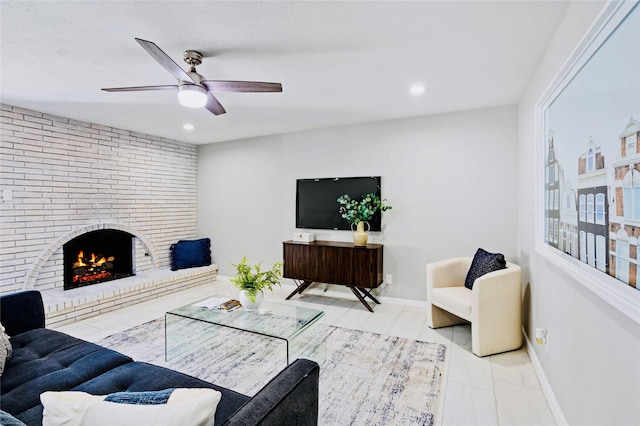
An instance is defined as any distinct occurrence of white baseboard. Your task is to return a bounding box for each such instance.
[379,295,428,308]
[279,281,428,308]
[523,328,568,426]
[279,282,369,302]
[220,275,426,307]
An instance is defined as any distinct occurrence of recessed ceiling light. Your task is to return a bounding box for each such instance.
[410,84,426,95]
[183,123,194,131]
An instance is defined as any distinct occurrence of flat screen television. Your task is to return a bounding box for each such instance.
[296,176,382,231]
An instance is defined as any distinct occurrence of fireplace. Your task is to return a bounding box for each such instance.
[63,229,135,290]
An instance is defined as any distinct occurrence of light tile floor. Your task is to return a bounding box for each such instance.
[53,278,556,426]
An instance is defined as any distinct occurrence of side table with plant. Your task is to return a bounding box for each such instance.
[336,192,392,246]
[230,256,283,311]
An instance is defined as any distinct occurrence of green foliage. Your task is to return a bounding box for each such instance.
[336,192,392,226]
[230,256,283,302]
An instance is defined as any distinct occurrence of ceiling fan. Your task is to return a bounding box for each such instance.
[102,38,282,115]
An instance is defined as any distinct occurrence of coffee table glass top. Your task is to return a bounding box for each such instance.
[166,295,325,341]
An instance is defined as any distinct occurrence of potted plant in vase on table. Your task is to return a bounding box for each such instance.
[337,192,392,246]
[230,256,283,311]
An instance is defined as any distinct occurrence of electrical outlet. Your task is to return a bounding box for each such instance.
[385,274,392,284]
[535,328,547,344]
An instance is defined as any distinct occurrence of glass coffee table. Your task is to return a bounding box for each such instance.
[165,295,326,366]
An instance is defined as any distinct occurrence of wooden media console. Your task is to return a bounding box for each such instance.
[282,240,383,312]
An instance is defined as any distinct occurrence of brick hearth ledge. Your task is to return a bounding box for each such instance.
[41,265,218,327]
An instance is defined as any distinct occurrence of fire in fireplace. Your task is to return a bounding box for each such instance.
[63,229,135,290]
[72,251,115,284]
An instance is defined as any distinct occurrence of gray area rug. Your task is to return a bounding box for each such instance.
[98,317,446,425]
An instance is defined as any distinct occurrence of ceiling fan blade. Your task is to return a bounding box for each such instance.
[135,38,196,84]
[201,81,282,93]
[205,92,226,115]
[102,85,178,92]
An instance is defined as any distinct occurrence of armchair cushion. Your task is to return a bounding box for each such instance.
[430,287,472,319]
[464,248,506,289]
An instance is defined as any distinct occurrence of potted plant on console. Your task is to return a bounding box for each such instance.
[230,256,283,311]
[337,193,392,246]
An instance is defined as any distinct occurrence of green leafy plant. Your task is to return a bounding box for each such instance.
[337,192,392,226]
[230,256,283,302]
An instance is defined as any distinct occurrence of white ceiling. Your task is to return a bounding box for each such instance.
[0,1,570,145]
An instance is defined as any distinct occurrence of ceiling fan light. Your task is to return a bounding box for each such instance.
[178,85,208,108]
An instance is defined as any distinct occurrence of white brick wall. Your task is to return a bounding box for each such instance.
[0,104,200,294]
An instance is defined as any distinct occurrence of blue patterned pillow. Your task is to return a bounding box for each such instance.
[104,388,175,404]
[464,248,506,289]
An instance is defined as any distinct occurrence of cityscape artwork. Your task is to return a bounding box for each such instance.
[543,2,639,292]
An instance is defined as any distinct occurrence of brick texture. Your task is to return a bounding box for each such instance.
[43,265,218,327]
[0,104,200,294]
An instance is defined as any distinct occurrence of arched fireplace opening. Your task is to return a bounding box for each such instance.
[63,229,135,290]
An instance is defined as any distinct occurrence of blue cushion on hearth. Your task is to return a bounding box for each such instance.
[170,238,212,271]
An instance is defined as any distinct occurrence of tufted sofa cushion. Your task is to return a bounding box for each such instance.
[2,329,133,424]
[3,330,251,426]
[73,362,250,425]
[1,291,320,426]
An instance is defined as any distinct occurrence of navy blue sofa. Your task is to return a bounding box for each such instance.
[0,290,319,425]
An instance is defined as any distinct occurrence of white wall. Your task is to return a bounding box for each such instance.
[518,1,640,424]
[197,105,518,300]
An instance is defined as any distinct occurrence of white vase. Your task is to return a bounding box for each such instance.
[239,290,264,312]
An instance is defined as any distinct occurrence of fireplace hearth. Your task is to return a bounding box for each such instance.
[63,229,135,290]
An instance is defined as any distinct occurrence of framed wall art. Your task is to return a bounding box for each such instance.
[537,1,640,323]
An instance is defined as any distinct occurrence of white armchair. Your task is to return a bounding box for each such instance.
[426,257,522,357]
